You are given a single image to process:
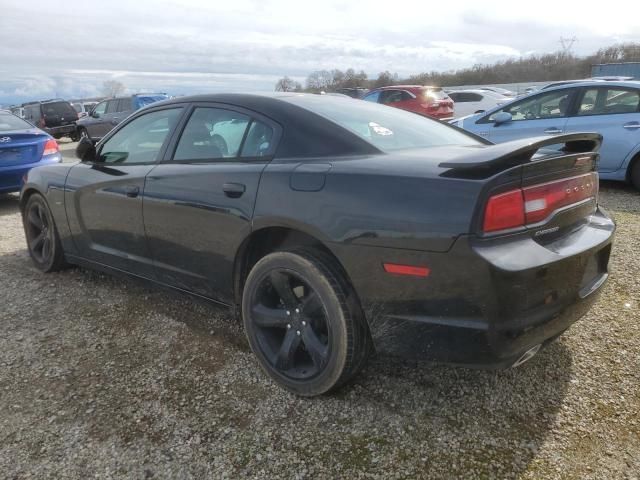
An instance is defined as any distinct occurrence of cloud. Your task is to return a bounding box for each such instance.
[0,0,638,105]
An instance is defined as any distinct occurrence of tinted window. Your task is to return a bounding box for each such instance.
[0,113,33,131]
[174,107,250,161]
[117,98,132,112]
[488,90,573,122]
[24,105,39,120]
[105,100,119,114]
[240,120,274,157]
[363,91,381,103]
[578,88,640,116]
[134,95,169,109]
[380,90,412,104]
[99,108,181,164]
[450,92,482,102]
[284,95,481,152]
[93,101,107,115]
[42,102,76,117]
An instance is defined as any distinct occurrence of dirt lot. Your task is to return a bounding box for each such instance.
[0,180,638,479]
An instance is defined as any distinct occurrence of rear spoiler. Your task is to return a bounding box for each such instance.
[439,133,602,171]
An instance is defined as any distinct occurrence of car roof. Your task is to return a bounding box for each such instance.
[541,80,640,92]
[373,85,438,90]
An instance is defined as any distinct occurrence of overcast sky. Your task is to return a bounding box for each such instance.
[1,0,638,105]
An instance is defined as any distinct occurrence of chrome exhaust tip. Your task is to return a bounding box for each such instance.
[512,344,542,368]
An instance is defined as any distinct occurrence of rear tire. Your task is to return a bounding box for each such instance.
[630,160,640,191]
[242,248,371,396]
[22,193,67,272]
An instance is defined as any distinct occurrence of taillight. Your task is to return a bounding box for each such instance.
[43,139,59,156]
[482,172,598,233]
[483,189,525,232]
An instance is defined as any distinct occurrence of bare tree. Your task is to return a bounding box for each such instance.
[275,76,302,92]
[102,80,126,97]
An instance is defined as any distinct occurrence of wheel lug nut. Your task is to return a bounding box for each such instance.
[296,330,301,336]
[302,321,306,326]
[295,308,300,313]
[286,310,290,316]
[287,324,291,329]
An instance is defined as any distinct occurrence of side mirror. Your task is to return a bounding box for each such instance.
[76,137,97,162]
[91,110,100,118]
[493,111,512,126]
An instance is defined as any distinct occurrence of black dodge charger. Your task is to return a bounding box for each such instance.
[20,93,615,396]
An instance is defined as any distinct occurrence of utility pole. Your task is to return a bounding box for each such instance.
[559,36,577,55]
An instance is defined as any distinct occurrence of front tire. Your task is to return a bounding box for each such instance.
[22,193,67,272]
[242,249,370,396]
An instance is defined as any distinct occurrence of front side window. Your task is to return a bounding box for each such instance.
[174,107,251,161]
[488,89,573,122]
[98,108,182,164]
[93,102,107,116]
[578,88,640,116]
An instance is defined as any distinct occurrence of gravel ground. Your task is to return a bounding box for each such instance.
[0,181,638,479]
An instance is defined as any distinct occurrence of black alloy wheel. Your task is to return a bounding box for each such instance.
[22,194,67,272]
[242,249,371,396]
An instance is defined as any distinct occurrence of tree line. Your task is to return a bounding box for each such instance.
[275,42,640,92]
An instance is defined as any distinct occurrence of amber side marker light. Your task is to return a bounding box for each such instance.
[383,263,430,277]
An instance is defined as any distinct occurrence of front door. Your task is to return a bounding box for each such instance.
[143,104,278,303]
[480,88,576,143]
[65,106,184,277]
[564,86,640,172]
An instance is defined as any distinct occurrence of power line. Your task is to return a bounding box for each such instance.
[560,36,578,55]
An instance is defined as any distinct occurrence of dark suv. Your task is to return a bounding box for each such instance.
[22,100,78,139]
[76,94,168,142]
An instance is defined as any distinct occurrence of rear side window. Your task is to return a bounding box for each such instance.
[240,120,274,157]
[106,100,119,114]
[174,107,251,161]
[380,90,413,104]
[578,88,640,116]
[117,98,132,112]
[0,113,33,131]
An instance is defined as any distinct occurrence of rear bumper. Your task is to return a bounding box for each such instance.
[0,154,62,193]
[44,124,76,137]
[332,207,615,367]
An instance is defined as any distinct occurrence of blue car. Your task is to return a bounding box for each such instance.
[453,81,640,189]
[0,111,62,194]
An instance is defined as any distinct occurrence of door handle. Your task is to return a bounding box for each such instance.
[124,185,140,198]
[544,128,563,134]
[223,182,246,198]
[623,122,640,130]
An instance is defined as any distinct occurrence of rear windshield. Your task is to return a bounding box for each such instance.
[423,88,448,100]
[42,102,76,117]
[0,113,33,131]
[283,94,480,152]
[135,95,168,108]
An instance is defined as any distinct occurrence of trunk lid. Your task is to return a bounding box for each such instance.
[0,131,48,166]
[439,132,603,240]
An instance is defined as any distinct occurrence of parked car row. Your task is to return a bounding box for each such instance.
[451,80,640,189]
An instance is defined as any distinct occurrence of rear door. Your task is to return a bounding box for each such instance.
[143,103,279,303]
[41,102,77,129]
[65,106,184,277]
[564,86,640,172]
[477,88,576,143]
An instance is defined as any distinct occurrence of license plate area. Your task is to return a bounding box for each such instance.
[579,245,611,298]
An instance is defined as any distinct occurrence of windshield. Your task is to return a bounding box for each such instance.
[0,113,33,131]
[283,94,480,152]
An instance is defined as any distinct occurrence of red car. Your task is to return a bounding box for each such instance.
[363,85,455,120]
